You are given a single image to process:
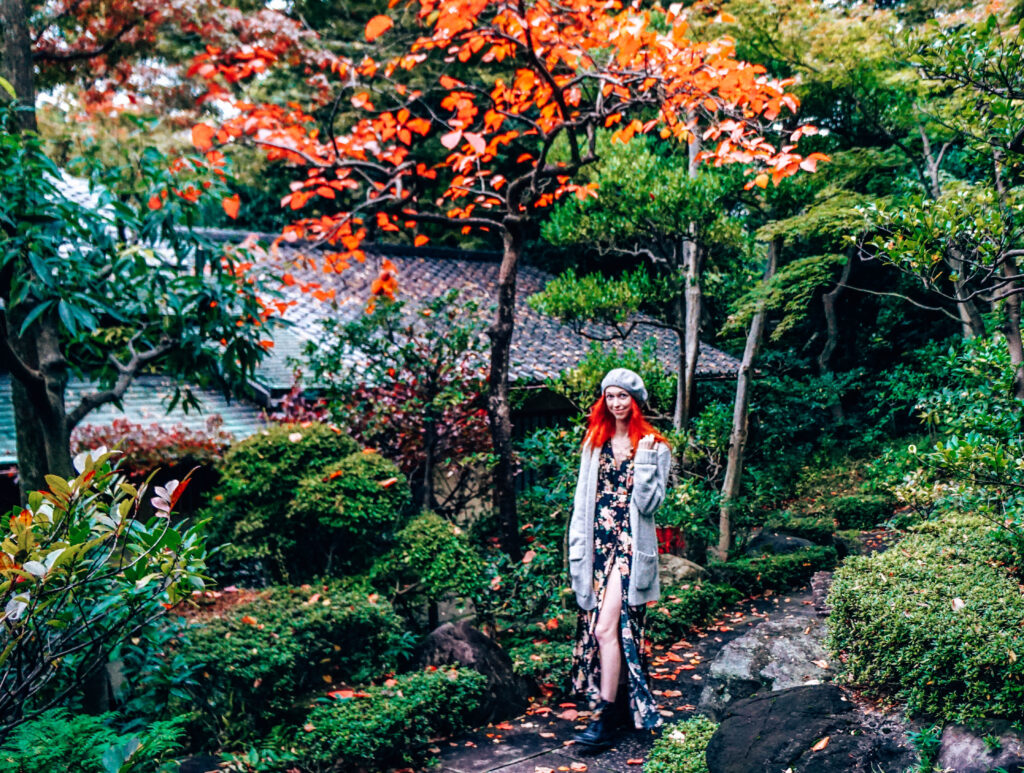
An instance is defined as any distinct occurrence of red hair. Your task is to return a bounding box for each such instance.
[582,394,669,452]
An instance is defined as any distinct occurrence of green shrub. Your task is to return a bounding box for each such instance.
[473,493,570,642]
[0,709,186,773]
[182,580,406,744]
[300,666,488,772]
[764,512,835,544]
[707,546,838,596]
[827,517,1024,722]
[371,512,486,608]
[204,423,359,577]
[507,640,573,694]
[0,451,207,735]
[826,493,895,530]
[646,583,743,645]
[644,716,718,773]
[287,450,411,574]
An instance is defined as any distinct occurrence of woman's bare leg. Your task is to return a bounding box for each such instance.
[594,566,623,703]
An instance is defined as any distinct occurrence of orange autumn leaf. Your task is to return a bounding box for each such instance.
[414,234,429,246]
[521,549,536,564]
[810,736,830,752]
[148,195,163,211]
[365,15,394,42]
[378,477,399,488]
[222,194,240,219]
[191,123,215,151]
[240,615,257,625]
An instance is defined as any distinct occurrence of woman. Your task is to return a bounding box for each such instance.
[567,368,671,750]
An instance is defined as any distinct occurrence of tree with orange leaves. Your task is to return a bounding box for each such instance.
[192,0,824,557]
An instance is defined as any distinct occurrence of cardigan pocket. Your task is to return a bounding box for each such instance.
[633,548,658,590]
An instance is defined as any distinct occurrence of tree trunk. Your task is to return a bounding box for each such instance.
[948,247,987,339]
[0,0,37,133]
[487,222,523,559]
[1,12,75,498]
[715,240,778,561]
[993,149,1024,399]
[421,407,438,512]
[670,272,687,432]
[681,122,703,432]
[818,250,853,423]
[682,242,704,433]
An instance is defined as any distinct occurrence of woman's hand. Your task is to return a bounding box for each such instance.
[637,434,656,453]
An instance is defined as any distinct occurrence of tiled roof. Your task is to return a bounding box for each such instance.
[233,236,742,390]
[0,375,267,466]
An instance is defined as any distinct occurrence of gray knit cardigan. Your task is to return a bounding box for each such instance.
[567,440,671,610]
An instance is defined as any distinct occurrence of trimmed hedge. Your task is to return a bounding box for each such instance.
[827,515,1024,722]
[764,512,835,545]
[707,546,838,596]
[645,716,718,773]
[508,640,573,693]
[203,423,410,582]
[646,583,743,645]
[182,581,406,742]
[826,493,894,530]
[300,666,487,771]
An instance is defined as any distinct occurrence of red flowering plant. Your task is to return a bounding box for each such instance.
[71,416,236,481]
[304,289,493,520]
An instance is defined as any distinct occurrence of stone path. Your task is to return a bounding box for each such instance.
[431,587,817,773]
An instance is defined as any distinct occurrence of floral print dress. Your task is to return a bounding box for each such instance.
[570,441,662,730]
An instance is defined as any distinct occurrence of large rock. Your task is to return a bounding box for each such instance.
[706,685,915,773]
[417,621,531,723]
[698,616,831,718]
[659,554,706,586]
[745,531,814,556]
[937,721,1024,773]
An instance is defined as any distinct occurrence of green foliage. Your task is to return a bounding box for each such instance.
[725,252,848,339]
[548,339,676,416]
[646,583,743,645]
[0,709,186,773]
[0,103,278,421]
[906,724,943,773]
[644,716,719,773]
[287,450,410,574]
[764,513,835,544]
[473,491,572,643]
[181,580,405,744]
[824,494,895,530]
[707,546,839,596]
[300,666,488,772]
[528,266,662,329]
[304,291,492,521]
[0,450,208,734]
[371,511,486,606]
[204,423,409,582]
[658,478,722,548]
[827,516,1024,722]
[507,640,573,694]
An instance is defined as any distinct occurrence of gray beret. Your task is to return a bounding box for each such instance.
[600,368,648,404]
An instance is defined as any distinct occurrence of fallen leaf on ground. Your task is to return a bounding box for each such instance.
[626,759,644,765]
[810,736,830,752]
[539,731,555,738]
[811,660,829,669]
[570,764,588,772]
[559,709,579,721]
[534,767,555,773]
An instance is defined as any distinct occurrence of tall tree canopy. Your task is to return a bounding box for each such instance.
[189,0,823,556]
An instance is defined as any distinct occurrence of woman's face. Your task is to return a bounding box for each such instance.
[604,386,633,421]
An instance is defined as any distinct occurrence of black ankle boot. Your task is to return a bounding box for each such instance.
[572,699,617,750]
